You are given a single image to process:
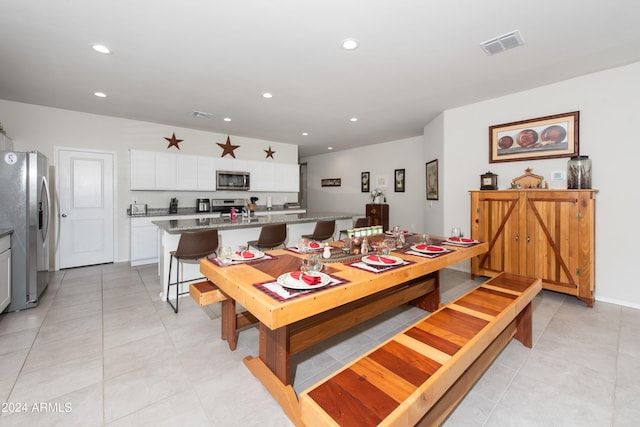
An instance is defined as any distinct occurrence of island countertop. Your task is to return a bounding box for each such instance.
[152,211,357,234]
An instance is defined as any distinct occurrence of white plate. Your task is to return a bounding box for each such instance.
[230,250,265,261]
[446,237,477,244]
[276,271,332,290]
[411,244,446,254]
[361,255,403,266]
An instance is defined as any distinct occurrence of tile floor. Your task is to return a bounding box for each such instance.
[0,263,638,426]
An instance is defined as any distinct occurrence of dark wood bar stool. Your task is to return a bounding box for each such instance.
[166,229,219,313]
[302,220,336,242]
[247,223,287,250]
[339,217,370,239]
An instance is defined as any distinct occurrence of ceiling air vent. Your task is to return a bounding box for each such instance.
[192,111,213,119]
[480,30,525,55]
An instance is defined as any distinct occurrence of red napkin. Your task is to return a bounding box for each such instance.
[461,238,474,243]
[415,244,427,250]
[309,242,320,249]
[366,255,396,264]
[290,271,321,285]
[235,251,255,259]
[449,236,461,241]
[427,245,444,252]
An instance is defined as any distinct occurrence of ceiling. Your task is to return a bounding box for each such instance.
[2,1,640,157]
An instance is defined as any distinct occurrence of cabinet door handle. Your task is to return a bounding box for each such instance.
[515,234,519,242]
[527,235,531,243]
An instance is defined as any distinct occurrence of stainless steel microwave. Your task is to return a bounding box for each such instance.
[216,170,250,191]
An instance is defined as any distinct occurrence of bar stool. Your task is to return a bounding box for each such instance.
[339,217,370,239]
[247,223,287,250]
[167,229,219,313]
[301,220,336,242]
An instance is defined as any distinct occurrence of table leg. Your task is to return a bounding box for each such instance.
[221,299,238,351]
[409,270,440,312]
[260,323,291,385]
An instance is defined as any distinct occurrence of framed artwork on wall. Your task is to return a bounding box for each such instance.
[489,111,579,163]
[394,169,405,192]
[321,178,341,187]
[361,171,370,192]
[426,159,438,200]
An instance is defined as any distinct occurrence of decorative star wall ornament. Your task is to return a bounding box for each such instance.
[164,133,183,150]
[265,146,276,159]
[217,136,240,158]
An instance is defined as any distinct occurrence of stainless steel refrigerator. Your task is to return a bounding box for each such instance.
[0,151,50,312]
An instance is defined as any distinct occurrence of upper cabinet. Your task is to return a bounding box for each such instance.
[130,149,299,192]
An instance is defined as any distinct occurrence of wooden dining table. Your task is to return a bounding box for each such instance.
[199,235,488,422]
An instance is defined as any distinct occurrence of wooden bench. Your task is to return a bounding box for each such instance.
[298,272,541,427]
[189,280,258,350]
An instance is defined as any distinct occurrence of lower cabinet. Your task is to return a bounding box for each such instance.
[366,203,389,231]
[470,189,597,307]
[0,234,11,313]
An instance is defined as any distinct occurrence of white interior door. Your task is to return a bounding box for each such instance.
[58,149,114,269]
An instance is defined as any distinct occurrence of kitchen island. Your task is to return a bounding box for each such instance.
[153,212,356,301]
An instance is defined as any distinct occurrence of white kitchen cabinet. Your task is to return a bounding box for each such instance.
[0,234,11,313]
[247,160,273,191]
[130,218,159,266]
[197,156,216,190]
[274,163,299,192]
[130,150,156,190]
[177,154,198,190]
[155,152,178,190]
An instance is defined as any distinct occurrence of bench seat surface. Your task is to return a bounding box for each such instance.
[300,273,541,427]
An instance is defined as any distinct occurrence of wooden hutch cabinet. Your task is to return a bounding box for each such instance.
[469,189,596,307]
[366,203,389,231]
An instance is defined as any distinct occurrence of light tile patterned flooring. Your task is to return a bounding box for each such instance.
[0,263,638,426]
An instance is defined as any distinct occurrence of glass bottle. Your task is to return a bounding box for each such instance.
[567,155,592,189]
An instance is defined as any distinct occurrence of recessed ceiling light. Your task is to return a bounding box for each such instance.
[327,147,334,150]
[91,44,112,54]
[302,132,309,136]
[349,117,358,122]
[94,92,107,98]
[262,92,273,99]
[342,38,359,50]
[223,117,232,122]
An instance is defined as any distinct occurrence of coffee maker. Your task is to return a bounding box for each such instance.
[196,198,211,212]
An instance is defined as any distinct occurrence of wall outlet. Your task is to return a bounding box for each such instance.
[551,170,565,180]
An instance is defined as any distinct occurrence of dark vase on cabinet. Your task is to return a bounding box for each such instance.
[366,203,389,231]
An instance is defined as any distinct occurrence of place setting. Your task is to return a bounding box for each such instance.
[208,246,276,266]
[345,240,412,273]
[442,227,480,247]
[253,253,348,301]
[286,237,326,254]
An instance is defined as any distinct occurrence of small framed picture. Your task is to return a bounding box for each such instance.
[361,171,370,192]
[426,159,438,200]
[394,169,405,192]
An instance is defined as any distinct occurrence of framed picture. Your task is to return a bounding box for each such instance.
[489,111,579,163]
[361,172,370,192]
[426,159,438,200]
[394,169,405,192]
[321,178,341,187]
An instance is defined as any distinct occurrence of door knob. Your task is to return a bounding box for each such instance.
[61,213,68,218]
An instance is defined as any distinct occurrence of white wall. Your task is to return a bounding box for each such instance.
[0,100,299,264]
[305,61,640,309]
[301,136,426,232]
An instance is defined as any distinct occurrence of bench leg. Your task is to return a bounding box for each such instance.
[514,301,533,348]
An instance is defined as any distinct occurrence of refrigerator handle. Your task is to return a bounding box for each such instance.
[41,176,51,244]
